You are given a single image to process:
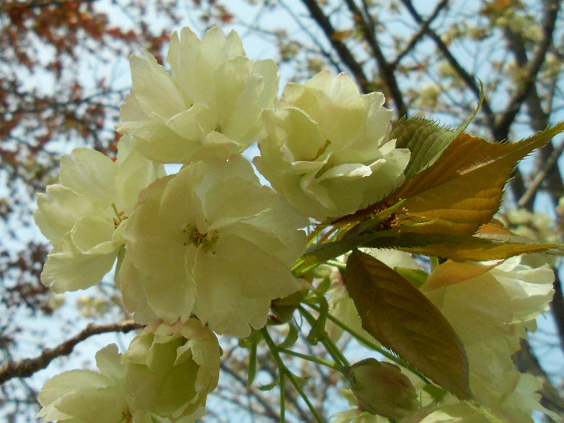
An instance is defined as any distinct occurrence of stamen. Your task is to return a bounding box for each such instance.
[111,203,128,228]
[182,224,219,251]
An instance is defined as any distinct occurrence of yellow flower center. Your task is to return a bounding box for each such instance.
[182,224,219,253]
[112,203,128,228]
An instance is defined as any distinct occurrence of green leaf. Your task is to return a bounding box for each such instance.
[388,122,564,236]
[304,231,376,263]
[339,199,407,235]
[392,118,460,181]
[356,224,564,261]
[306,221,563,264]
[391,90,482,181]
[423,384,448,402]
[344,250,472,399]
[302,124,564,265]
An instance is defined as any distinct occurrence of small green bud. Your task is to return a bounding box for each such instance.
[346,358,419,420]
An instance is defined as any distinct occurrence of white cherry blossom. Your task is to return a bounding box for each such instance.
[121,155,308,337]
[255,71,410,222]
[34,137,164,292]
[118,26,279,164]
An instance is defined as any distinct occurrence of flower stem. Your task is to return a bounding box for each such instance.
[279,348,346,374]
[261,327,324,423]
[298,305,350,367]
[305,302,431,385]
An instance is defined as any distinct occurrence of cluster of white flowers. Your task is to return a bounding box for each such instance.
[39,319,220,423]
[34,25,556,423]
[35,26,409,422]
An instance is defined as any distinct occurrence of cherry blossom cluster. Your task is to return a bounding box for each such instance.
[33,26,555,423]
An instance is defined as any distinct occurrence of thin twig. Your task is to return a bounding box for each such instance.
[495,0,560,141]
[0,321,143,385]
[342,0,407,115]
[391,0,449,69]
[300,0,371,93]
[518,140,564,208]
[399,0,496,130]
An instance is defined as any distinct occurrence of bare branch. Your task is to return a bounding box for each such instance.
[550,273,564,353]
[0,321,143,385]
[391,0,449,69]
[299,0,371,93]
[518,140,564,208]
[390,0,450,69]
[495,0,560,141]
[219,360,281,421]
[342,0,407,116]
[399,0,497,131]
[278,0,345,74]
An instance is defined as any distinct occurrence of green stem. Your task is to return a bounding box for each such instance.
[280,374,286,423]
[326,259,346,270]
[279,348,347,373]
[298,306,350,367]
[291,259,322,277]
[305,303,431,385]
[261,327,324,423]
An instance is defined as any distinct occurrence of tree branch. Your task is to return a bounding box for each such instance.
[500,2,564,352]
[501,3,563,208]
[278,0,345,74]
[550,272,564,353]
[219,358,281,422]
[399,0,497,130]
[342,0,407,116]
[300,0,371,93]
[391,0,449,70]
[0,321,143,385]
[518,140,564,208]
[494,0,560,141]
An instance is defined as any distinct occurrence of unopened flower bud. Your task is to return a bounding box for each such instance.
[270,287,308,324]
[346,358,418,420]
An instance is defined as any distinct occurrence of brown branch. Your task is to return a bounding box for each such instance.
[342,0,407,116]
[391,0,449,70]
[501,3,564,350]
[551,273,564,353]
[278,0,345,74]
[0,321,143,385]
[219,360,280,422]
[501,3,563,210]
[518,140,564,208]
[299,0,371,93]
[399,0,497,131]
[494,0,560,142]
